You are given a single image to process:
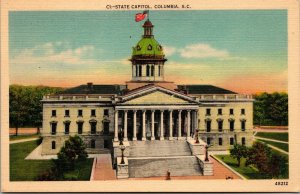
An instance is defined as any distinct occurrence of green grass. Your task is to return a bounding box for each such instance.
[215,155,269,179]
[255,132,288,142]
[10,134,40,141]
[10,140,93,181]
[257,139,289,152]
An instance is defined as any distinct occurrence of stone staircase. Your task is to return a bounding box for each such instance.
[129,140,192,157]
[128,156,202,178]
[127,140,202,178]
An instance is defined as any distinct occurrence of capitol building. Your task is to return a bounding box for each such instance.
[41,19,253,178]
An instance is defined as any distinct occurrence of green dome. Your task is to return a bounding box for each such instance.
[132,37,164,56]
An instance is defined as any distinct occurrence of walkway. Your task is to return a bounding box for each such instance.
[128,156,241,180]
[254,137,288,144]
[10,137,39,144]
[254,126,288,133]
[91,154,116,181]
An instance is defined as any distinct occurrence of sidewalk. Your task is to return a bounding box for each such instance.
[91,154,116,180]
[10,137,39,144]
[254,137,288,144]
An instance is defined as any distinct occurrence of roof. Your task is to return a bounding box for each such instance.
[177,85,237,94]
[132,37,164,56]
[59,84,126,95]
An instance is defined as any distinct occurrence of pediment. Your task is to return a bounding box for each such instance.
[119,86,198,105]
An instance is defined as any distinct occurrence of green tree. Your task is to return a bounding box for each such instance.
[267,153,288,178]
[246,141,271,174]
[54,135,88,172]
[230,144,248,167]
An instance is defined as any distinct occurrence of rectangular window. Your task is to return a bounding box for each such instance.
[241,109,245,115]
[78,109,83,117]
[229,109,234,115]
[103,122,109,135]
[230,121,235,131]
[206,121,211,132]
[65,110,70,117]
[78,122,83,134]
[242,137,246,145]
[91,122,96,134]
[218,121,223,132]
[241,121,246,131]
[218,138,223,146]
[104,109,109,116]
[206,108,211,115]
[230,137,234,145]
[91,109,96,116]
[51,141,56,149]
[91,140,96,148]
[218,108,222,115]
[65,122,70,134]
[51,110,56,117]
[51,123,57,135]
[207,137,211,145]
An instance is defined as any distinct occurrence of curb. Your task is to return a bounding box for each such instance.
[211,155,247,180]
[90,157,97,181]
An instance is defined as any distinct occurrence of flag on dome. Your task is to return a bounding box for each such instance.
[135,10,148,22]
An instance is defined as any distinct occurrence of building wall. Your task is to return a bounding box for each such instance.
[198,102,254,150]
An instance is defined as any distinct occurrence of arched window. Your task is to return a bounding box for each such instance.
[218,120,223,132]
[51,141,56,149]
[146,65,150,76]
[242,137,246,145]
[218,138,223,146]
[64,121,70,134]
[90,120,97,134]
[77,122,83,134]
[51,122,57,135]
[139,65,142,77]
[151,65,154,76]
[91,139,96,148]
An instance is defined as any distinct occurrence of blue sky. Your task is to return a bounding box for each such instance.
[9,10,287,93]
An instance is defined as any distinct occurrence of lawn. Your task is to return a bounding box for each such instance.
[257,139,289,152]
[255,132,288,142]
[10,140,93,181]
[215,152,289,179]
[10,134,40,141]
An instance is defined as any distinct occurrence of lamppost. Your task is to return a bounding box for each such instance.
[119,127,125,164]
[119,127,124,145]
[205,144,212,161]
[195,129,199,144]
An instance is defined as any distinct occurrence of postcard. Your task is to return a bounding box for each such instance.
[1,0,300,192]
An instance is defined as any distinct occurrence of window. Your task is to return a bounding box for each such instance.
[77,122,83,134]
[158,66,161,76]
[206,120,211,132]
[218,120,223,132]
[147,44,152,50]
[230,120,235,131]
[139,66,142,76]
[78,109,83,117]
[146,65,150,76]
[64,122,70,134]
[241,109,245,115]
[206,108,211,115]
[241,121,246,131]
[103,122,109,135]
[218,108,222,115]
[230,137,234,145]
[104,109,109,116]
[151,65,154,76]
[218,138,223,146]
[207,137,211,145]
[242,137,246,145]
[51,110,56,117]
[91,109,96,116]
[104,140,109,148]
[135,65,138,76]
[90,122,96,134]
[229,109,234,115]
[65,110,70,117]
[51,123,57,135]
[51,141,56,149]
[91,140,96,148]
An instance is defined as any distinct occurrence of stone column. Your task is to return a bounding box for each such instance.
[151,110,155,140]
[123,110,128,141]
[195,110,199,129]
[187,110,191,139]
[178,110,182,139]
[133,110,137,141]
[160,110,164,140]
[114,110,119,142]
[169,110,173,140]
[142,110,146,141]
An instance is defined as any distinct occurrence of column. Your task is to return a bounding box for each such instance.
[160,110,164,140]
[133,110,137,141]
[114,110,119,142]
[123,110,128,141]
[142,110,146,141]
[151,110,155,140]
[169,110,173,140]
[178,110,182,139]
[195,110,199,129]
[187,110,191,139]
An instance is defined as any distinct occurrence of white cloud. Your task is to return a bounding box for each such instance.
[179,43,229,58]
[163,46,177,56]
